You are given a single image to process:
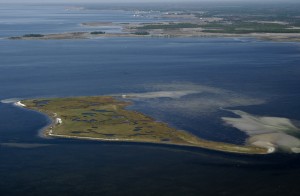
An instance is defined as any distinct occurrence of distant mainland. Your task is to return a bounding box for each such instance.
[8,15,300,42]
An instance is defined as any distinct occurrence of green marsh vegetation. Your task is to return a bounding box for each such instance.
[22,96,267,154]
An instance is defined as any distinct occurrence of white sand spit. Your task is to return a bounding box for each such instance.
[14,101,26,107]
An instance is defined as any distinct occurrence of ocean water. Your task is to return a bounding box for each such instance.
[0,4,165,37]
[1,4,300,196]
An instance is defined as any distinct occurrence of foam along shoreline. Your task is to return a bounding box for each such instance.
[222,109,300,153]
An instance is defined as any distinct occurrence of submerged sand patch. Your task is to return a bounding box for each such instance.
[222,110,300,153]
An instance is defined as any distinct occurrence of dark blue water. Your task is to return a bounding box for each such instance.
[1,4,300,196]
[1,37,300,196]
[2,38,299,142]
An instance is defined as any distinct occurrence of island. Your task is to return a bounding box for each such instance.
[20,96,268,154]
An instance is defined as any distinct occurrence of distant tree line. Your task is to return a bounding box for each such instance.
[133,31,150,35]
[23,34,44,37]
[90,31,106,35]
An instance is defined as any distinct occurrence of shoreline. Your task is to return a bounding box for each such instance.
[18,97,269,155]
[7,31,300,42]
[46,132,271,155]
[14,101,26,107]
[25,103,276,155]
[42,116,270,155]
